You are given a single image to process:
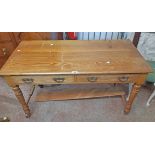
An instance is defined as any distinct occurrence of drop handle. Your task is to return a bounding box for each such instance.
[22,78,34,83]
[53,77,65,83]
[87,77,97,82]
[118,76,129,82]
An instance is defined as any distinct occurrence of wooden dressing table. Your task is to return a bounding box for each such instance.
[0,40,151,118]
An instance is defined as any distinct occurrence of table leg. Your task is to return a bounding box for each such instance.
[12,85,31,118]
[124,84,141,114]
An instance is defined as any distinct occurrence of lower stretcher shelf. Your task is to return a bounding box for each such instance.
[35,85,126,103]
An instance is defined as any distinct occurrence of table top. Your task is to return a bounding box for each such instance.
[0,40,152,75]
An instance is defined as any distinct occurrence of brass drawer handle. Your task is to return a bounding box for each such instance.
[53,77,65,83]
[87,76,97,82]
[22,78,34,83]
[118,76,129,82]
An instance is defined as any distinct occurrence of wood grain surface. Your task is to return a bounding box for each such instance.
[0,40,152,75]
[35,87,125,101]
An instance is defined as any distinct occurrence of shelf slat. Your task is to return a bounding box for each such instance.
[35,88,126,102]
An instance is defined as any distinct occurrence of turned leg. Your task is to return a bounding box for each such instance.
[124,84,141,114]
[12,85,31,118]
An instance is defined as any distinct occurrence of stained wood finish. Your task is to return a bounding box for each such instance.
[13,32,51,44]
[35,88,125,101]
[12,85,31,117]
[0,42,15,56]
[0,40,152,117]
[0,32,63,69]
[0,33,13,41]
[76,74,146,84]
[10,75,74,84]
[0,40,151,75]
[0,33,17,68]
[13,32,63,44]
[124,84,141,113]
[9,74,146,85]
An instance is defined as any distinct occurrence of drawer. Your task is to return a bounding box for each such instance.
[11,75,74,84]
[10,74,146,85]
[0,42,15,57]
[76,74,145,84]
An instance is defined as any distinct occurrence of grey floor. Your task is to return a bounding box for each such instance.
[0,77,155,122]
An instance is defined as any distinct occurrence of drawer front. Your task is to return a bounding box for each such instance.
[11,75,74,84]
[10,74,146,85]
[76,74,145,84]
